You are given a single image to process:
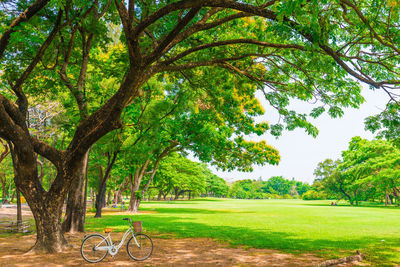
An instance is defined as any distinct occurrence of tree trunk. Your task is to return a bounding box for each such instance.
[29,199,68,253]
[90,187,94,207]
[338,182,353,205]
[128,160,150,213]
[95,166,105,218]
[117,190,122,203]
[62,150,89,233]
[94,151,118,218]
[129,172,140,213]
[106,190,111,207]
[16,188,22,230]
[8,141,76,253]
[157,191,162,201]
[10,189,15,203]
[113,190,118,205]
[392,188,400,206]
[174,188,180,200]
[137,153,165,207]
[354,191,359,206]
[0,176,6,200]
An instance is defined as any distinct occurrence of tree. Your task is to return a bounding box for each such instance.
[312,158,342,200]
[154,153,208,200]
[314,137,400,205]
[206,173,229,198]
[2,0,400,253]
[339,137,400,205]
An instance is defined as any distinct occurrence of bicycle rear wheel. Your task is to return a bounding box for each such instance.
[126,233,153,261]
[81,234,110,263]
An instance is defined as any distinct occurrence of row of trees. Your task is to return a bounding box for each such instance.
[229,176,310,199]
[307,137,400,206]
[1,0,399,253]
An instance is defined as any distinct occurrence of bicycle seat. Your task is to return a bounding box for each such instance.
[104,228,114,233]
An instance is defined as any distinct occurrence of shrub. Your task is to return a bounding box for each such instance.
[302,190,327,200]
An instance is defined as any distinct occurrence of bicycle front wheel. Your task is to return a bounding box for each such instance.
[126,233,153,261]
[81,234,110,263]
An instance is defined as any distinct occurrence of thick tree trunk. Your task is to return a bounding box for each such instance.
[157,191,162,201]
[10,151,71,252]
[130,197,141,213]
[29,199,68,253]
[62,151,89,233]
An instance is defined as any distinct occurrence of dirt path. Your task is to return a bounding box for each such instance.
[0,205,32,220]
[0,232,326,266]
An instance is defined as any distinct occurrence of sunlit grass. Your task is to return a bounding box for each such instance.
[86,198,400,265]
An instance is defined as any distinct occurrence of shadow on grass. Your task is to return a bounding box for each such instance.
[86,214,400,265]
[140,207,251,214]
[143,198,224,205]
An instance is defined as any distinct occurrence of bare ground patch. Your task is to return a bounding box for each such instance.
[0,206,33,220]
[0,232,328,267]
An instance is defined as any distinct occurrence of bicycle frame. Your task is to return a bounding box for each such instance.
[94,225,140,257]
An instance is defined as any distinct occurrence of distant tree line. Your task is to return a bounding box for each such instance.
[229,176,311,199]
[305,137,400,206]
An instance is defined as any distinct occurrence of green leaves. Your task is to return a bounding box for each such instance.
[314,137,400,205]
[310,106,325,118]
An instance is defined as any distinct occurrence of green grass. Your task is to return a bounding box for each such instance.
[85,199,400,265]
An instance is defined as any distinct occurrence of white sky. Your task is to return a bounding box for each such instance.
[208,86,390,184]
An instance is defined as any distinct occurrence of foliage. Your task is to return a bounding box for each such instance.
[302,190,327,200]
[153,153,208,198]
[365,102,400,147]
[312,137,400,205]
[229,176,310,199]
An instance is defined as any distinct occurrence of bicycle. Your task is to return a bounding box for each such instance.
[81,217,153,263]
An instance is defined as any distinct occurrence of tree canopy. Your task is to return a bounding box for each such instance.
[310,137,400,205]
[1,0,400,253]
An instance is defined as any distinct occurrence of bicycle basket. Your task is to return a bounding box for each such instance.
[132,221,142,232]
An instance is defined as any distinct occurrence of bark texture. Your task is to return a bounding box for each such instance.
[62,151,89,233]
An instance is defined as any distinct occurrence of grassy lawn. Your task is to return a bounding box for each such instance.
[85,198,400,265]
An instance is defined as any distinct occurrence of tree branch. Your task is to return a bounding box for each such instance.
[162,39,306,65]
[144,7,201,65]
[12,10,63,117]
[0,0,51,60]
